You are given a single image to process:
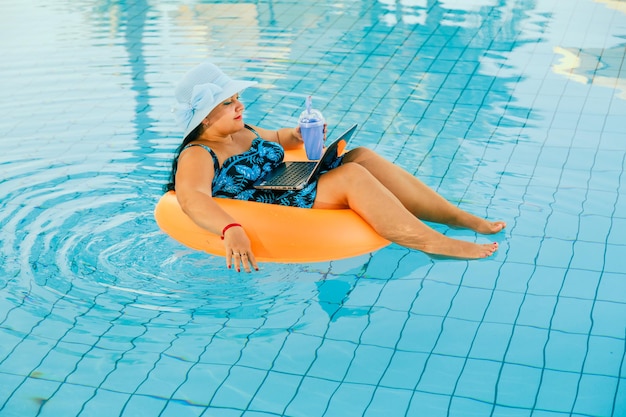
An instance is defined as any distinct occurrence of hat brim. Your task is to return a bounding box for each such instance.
[184,79,258,138]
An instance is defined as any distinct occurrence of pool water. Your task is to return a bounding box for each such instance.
[1,0,625,416]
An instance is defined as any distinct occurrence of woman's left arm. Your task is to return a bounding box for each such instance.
[247,125,304,150]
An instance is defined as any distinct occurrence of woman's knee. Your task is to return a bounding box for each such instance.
[335,161,373,185]
[343,146,377,163]
[314,162,375,209]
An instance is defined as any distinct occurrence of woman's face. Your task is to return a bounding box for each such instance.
[203,94,245,135]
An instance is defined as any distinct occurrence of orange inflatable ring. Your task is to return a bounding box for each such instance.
[155,147,390,263]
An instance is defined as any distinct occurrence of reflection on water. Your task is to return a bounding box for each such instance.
[553,44,626,99]
[550,0,626,99]
[596,0,626,13]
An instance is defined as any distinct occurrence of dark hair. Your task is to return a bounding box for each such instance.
[165,123,203,192]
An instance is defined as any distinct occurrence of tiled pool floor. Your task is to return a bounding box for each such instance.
[0,0,625,416]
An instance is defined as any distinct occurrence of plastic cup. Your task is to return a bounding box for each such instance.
[300,119,324,160]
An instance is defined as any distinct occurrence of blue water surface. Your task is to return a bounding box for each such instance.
[0,0,625,416]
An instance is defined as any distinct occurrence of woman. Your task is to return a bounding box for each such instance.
[167,62,506,272]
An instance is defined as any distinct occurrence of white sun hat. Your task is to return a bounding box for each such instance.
[174,61,258,138]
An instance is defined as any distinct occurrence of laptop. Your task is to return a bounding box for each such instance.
[254,123,357,191]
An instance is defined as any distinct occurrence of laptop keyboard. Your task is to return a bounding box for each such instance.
[263,162,317,186]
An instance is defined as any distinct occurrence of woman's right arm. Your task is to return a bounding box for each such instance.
[174,147,258,272]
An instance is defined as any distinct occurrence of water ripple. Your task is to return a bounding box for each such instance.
[0,150,328,328]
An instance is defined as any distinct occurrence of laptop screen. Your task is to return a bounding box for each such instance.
[319,124,356,170]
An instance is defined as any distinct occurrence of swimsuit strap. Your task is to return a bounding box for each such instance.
[244,124,262,139]
[182,143,220,172]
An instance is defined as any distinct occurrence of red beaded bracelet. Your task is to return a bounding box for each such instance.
[220,223,242,240]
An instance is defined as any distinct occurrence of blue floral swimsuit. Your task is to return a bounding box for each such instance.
[183,125,342,208]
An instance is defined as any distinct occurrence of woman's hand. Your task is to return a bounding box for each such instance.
[292,126,303,143]
[294,124,328,142]
[223,225,259,272]
[249,124,327,149]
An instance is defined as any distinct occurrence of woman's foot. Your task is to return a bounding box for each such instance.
[471,219,506,235]
[452,213,506,235]
[419,235,499,259]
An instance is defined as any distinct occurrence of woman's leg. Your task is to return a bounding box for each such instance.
[313,163,498,259]
[341,147,505,234]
